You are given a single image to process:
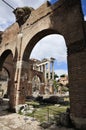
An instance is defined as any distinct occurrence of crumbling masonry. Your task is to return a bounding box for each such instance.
[0,0,86,129]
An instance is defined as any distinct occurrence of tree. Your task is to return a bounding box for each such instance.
[53,80,59,92]
[60,74,66,77]
[54,73,59,79]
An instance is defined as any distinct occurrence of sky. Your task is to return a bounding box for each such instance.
[0,0,86,76]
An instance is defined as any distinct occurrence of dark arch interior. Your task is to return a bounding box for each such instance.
[0,50,13,70]
[0,50,13,100]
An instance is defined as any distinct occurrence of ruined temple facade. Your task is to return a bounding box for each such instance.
[0,0,86,129]
[29,58,55,95]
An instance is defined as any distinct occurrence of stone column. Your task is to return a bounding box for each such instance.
[52,61,54,80]
[48,61,50,79]
[38,66,40,71]
[40,65,43,72]
[43,64,47,82]
[39,66,41,71]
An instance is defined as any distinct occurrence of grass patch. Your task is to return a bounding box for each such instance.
[26,101,40,108]
[28,104,69,122]
[24,97,70,123]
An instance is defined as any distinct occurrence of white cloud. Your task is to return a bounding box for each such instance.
[30,34,68,76]
[30,34,67,63]
[84,15,86,21]
[0,0,47,31]
[7,0,47,9]
[55,69,68,76]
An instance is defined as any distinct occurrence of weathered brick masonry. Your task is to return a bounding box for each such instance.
[0,0,86,129]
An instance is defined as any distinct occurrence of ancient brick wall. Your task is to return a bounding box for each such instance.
[0,0,86,128]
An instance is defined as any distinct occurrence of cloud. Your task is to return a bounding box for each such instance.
[30,34,68,76]
[84,15,86,21]
[55,69,68,76]
[0,17,13,31]
[8,0,47,9]
[30,34,67,63]
[0,0,46,31]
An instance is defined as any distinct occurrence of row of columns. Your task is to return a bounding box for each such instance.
[36,58,55,81]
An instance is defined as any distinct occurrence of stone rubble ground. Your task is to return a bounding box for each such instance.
[0,98,75,130]
[0,111,75,130]
[0,113,42,130]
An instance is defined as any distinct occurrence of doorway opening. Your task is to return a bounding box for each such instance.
[29,34,68,96]
[0,49,14,112]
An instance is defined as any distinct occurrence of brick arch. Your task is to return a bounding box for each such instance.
[31,74,45,95]
[31,71,44,82]
[22,30,67,95]
[1,67,10,97]
[32,75,41,94]
[0,49,13,70]
[0,0,86,128]
[22,29,60,61]
[19,1,86,128]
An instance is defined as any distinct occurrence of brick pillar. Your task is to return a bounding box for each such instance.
[40,84,45,94]
[8,78,17,111]
[68,41,86,129]
[14,60,29,108]
[27,83,32,96]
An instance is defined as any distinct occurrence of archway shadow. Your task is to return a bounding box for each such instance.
[0,98,15,116]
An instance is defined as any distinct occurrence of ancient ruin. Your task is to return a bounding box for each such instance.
[0,0,86,129]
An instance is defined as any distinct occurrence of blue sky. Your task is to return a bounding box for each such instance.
[81,0,86,16]
[0,0,86,76]
[50,0,86,16]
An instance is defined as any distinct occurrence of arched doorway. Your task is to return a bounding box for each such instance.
[21,29,68,99]
[30,34,68,95]
[0,49,15,110]
[32,75,41,96]
[0,67,10,98]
